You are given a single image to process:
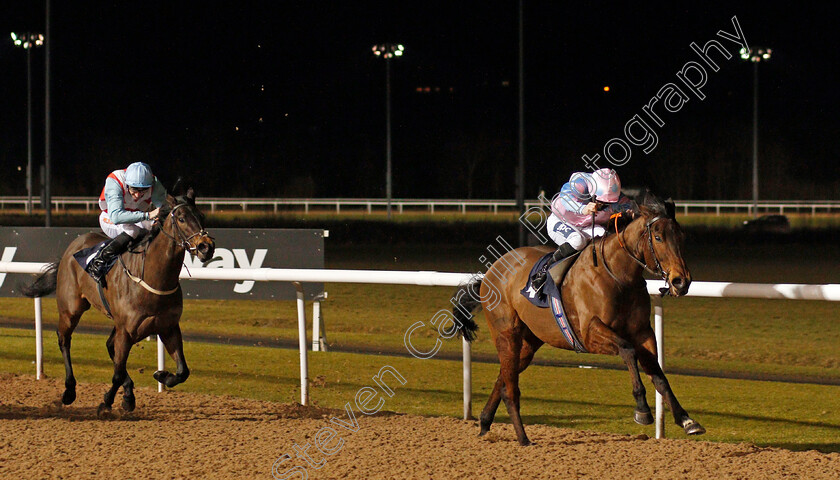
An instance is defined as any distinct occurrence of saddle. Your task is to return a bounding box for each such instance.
[73,240,119,318]
[520,251,587,353]
[73,240,119,280]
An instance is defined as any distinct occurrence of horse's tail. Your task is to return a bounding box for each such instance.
[19,261,59,298]
[451,276,483,342]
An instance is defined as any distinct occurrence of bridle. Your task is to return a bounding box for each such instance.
[158,202,212,254]
[599,213,672,295]
[113,200,212,297]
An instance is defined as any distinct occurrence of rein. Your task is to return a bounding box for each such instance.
[119,254,180,295]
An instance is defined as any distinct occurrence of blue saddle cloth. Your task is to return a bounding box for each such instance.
[73,240,118,278]
[519,251,587,353]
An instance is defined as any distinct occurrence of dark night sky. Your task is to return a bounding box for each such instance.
[1,1,838,199]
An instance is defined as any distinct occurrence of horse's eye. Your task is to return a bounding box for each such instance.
[654,235,662,242]
[178,217,185,223]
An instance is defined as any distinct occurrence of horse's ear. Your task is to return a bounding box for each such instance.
[186,187,195,202]
[634,188,653,217]
[166,194,177,207]
[170,176,183,195]
[664,198,676,219]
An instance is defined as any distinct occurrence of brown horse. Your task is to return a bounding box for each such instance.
[22,188,215,415]
[451,190,704,445]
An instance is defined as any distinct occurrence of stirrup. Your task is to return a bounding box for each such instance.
[87,259,106,282]
[532,271,548,291]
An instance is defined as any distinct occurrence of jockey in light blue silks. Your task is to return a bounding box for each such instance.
[87,162,167,284]
[532,168,636,289]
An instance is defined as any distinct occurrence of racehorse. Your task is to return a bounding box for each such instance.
[21,188,215,415]
[451,190,704,445]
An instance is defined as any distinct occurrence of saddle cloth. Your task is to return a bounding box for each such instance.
[73,240,118,279]
[520,251,587,353]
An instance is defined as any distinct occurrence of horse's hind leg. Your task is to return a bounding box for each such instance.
[153,325,190,388]
[585,317,656,425]
[99,328,132,416]
[635,333,705,435]
[56,298,89,406]
[479,328,542,437]
[106,328,135,412]
[495,324,532,446]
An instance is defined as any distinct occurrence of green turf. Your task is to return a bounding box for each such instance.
[2,226,839,452]
[2,327,839,452]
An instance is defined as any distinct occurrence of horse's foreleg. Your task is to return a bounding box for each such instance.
[106,328,135,412]
[636,334,705,435]
[153,325,190,388]
[585,317,653,425]
[99,329,131,416]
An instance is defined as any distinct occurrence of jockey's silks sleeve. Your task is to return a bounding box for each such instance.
[149,177,167,208]
[104,176,167,225]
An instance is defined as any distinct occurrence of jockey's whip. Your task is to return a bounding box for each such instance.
[591,212,598,267]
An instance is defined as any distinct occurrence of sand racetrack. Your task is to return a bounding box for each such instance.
[1,373,838,479]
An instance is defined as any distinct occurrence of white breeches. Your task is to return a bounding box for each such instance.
[99,211,153,239]
[546,214,606,251]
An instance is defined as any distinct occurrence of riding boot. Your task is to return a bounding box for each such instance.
[88,232,133,286]
[532,242,579,291]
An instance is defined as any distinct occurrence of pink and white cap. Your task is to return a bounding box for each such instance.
[591,168,621,203]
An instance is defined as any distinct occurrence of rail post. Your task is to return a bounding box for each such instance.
[293,282,309,405]
[34,297,44,379]
[653,294,665,439]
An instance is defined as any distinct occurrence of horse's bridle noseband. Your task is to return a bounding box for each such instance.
[159,203,212,254]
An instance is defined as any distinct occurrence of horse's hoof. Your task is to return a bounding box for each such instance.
[61,389,76,405]
[634,410,654,425]
[518,438,532,446]
[153,370,169,383]
[121,396,136,413]
[682,419,706,435]
[97,403,112,418]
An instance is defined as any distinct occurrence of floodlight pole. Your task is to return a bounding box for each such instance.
[751,61,758,219]
[45,0,52,227]
[741,46,770,218]
[385,56,393,220]
[372,43,404,220]
[516,0,526,246]
[11,31,43,215]
[26,43,34,214]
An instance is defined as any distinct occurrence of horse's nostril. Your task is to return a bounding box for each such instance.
[198,243,209,254]
[672,277,684,288]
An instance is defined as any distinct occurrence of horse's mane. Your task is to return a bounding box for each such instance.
[635,188,676,220]
[604,188,675,235]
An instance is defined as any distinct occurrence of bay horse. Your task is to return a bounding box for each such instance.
[22,188,215,415]
[451,190,704,445]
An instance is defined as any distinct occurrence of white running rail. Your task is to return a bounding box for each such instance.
[2,260,838,440]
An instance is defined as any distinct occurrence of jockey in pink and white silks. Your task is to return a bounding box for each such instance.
[87,162,167,284]
[532,168,635,289]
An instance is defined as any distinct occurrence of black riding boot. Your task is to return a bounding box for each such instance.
[88,232,133,286]
[532,242,579,291]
